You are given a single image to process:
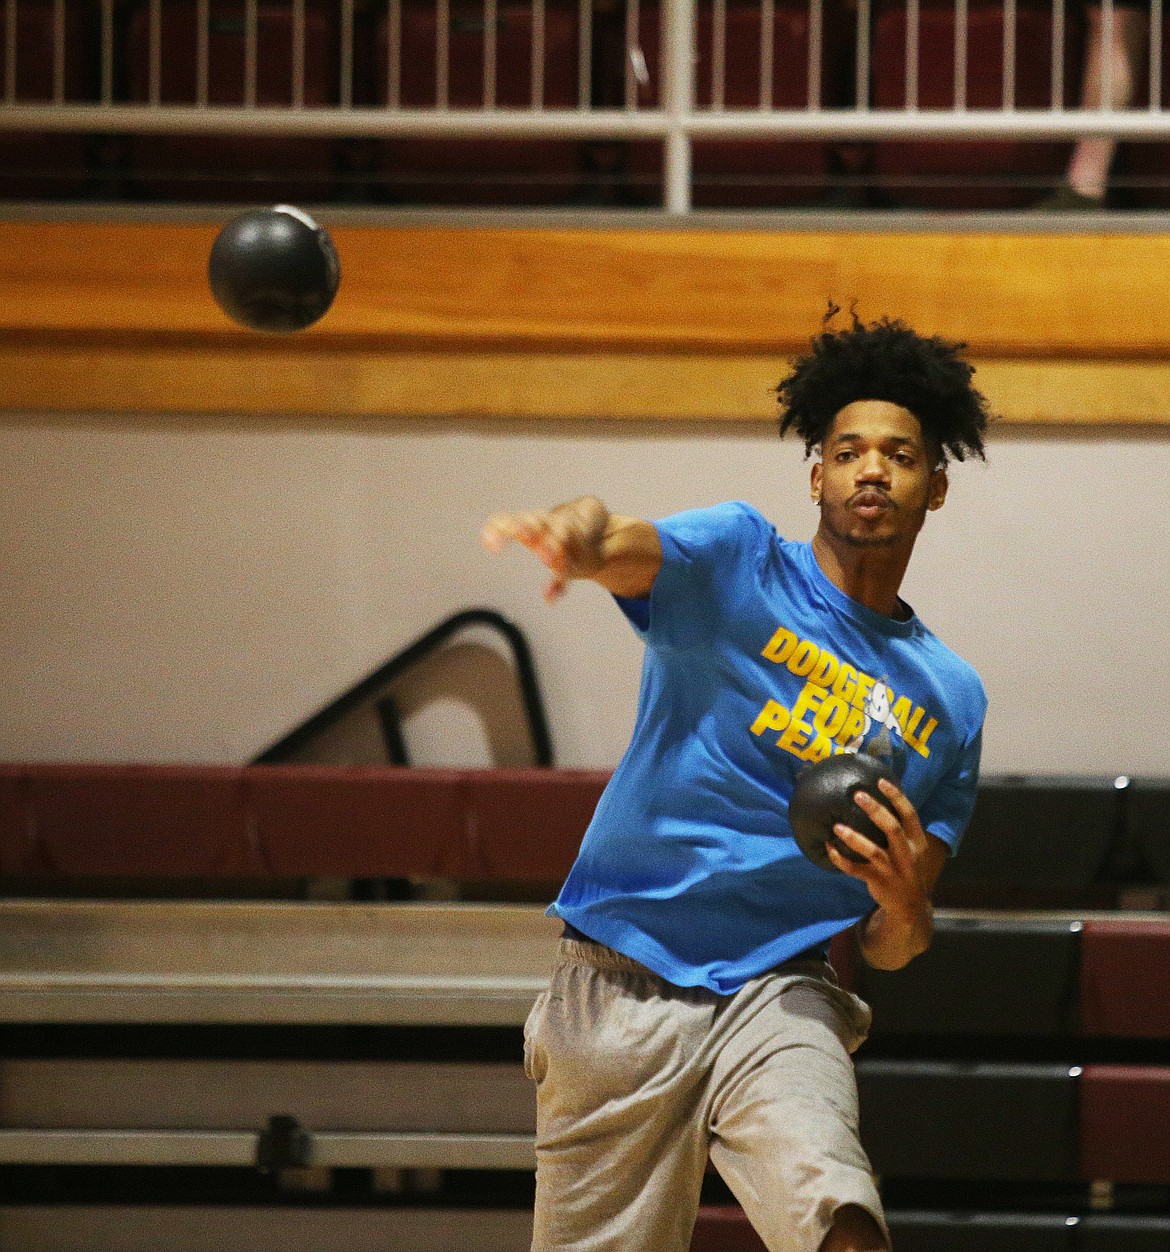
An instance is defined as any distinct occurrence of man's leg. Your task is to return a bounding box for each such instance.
[819,1204,887,1252]
[526,941,714,1252]
[705,970,888,1252]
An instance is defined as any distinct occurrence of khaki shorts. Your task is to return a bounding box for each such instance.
[524,937,888,1252]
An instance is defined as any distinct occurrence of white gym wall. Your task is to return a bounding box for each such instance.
[0,415,1162,777]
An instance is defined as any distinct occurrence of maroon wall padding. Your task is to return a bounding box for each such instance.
[25,765,259,876]
[126,0,339,201]
[0,765,33,873]
[462,769,609,879]
[376,2,583,205]
[3,764,610,879]
[245,765,467,878]
[872,2,1081,209]
[0,0,90,198]
[1080,918,1170,1038]
[622,3,836,207]
[1080,1066,1170,1183]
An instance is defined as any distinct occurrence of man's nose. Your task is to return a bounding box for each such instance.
[855,454,890,482]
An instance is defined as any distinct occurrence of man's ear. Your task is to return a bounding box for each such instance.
[810,461,823,505]
[928,467,949,511]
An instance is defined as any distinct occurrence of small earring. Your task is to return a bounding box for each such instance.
[812,494,821,505]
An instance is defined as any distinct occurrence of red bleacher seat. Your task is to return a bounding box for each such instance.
[375,1,584,205]
[1080,1065,1170,1183]
[125,0,340,202]
[0,0,90,198]
[462,768,607,879]
[244,765,466,877]
[1079,918,1170,1038]
[25,765,258,876]
[622,1,840,207]
[872,1,1082,209]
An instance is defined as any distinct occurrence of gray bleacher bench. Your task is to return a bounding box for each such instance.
[0,899,558,1173]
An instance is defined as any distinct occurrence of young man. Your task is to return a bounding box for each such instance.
[482,315,991,1252]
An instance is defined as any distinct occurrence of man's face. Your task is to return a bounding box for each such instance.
[810,400,947,550]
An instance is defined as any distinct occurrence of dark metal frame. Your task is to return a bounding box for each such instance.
[252,608,553,766]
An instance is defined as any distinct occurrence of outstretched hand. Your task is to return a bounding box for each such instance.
[481,497,611,603]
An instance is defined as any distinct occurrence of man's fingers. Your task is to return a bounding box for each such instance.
[826,832,870,878]
[876,777,921,829]
[544,573,568,603]
[853,789,904,843]
[482,512,569,571]
[853,787,926,879]
[832,822,881,865]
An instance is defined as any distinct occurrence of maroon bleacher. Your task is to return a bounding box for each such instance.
[0,765,31,873]
[125,0,340,202]
[375,0,584,205]
[872,0,1082,209]
[621,1,843,207]
[0,0,90,198]
[1080,917,1170,1038]
[1080,1065,1170,1184]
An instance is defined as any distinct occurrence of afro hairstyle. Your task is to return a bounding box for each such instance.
[776,307,991,463]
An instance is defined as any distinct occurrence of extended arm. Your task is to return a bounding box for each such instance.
[481,495,663,602]
[828,780,951,971]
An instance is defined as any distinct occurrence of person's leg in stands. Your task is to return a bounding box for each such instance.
[1039,2,1149,208]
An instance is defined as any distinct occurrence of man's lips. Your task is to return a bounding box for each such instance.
[849,490,893,518]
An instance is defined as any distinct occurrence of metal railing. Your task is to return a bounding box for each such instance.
[1,0,1169,209]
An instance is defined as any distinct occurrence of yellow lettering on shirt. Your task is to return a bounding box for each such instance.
[832,664,858,704]
[787,640,819,678]
[809,649,840,688]
[812,694,850,738]
[777,717,813,754]
[906,716,939,757]
[761,627,798,665]
[751,699,791,737]
[752,626,941,762]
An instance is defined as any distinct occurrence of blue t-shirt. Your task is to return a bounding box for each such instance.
[549,501,987,995]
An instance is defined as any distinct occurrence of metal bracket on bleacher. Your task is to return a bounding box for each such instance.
[255,1115,312,1172]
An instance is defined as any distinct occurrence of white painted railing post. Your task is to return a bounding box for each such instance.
[662,0,696,214]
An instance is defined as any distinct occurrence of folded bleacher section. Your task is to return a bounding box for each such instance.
[2,764,1170,1248]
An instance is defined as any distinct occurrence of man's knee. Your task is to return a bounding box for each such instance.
[818,1203,887,1252]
